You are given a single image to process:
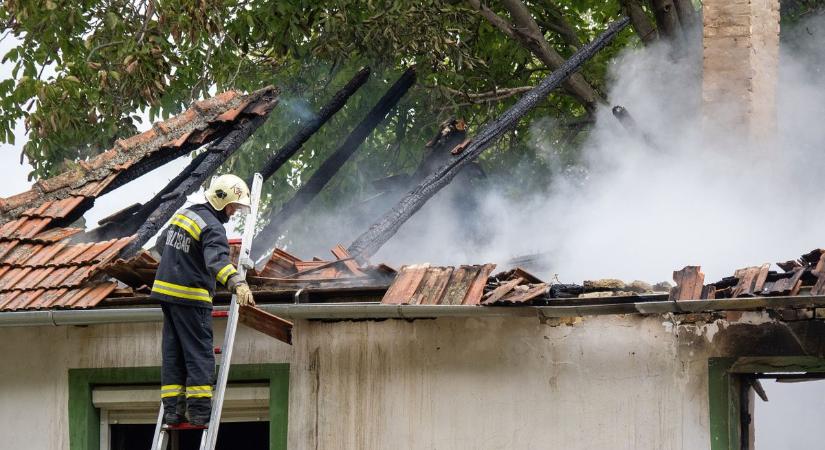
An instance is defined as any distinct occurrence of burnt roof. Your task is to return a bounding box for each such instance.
[0,87,279,311]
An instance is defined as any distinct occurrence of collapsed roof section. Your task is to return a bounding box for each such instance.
[0,87,280,311]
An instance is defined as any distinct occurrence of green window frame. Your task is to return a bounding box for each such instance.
[708,356,825,450]
[68,364,289,450]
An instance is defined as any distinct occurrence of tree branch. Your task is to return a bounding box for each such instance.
[651,0,684,43]
[465,0,603,112]
[619,0,657,45]
[441,85,534,101]
[673,0,698,32]
[534,0,582,50]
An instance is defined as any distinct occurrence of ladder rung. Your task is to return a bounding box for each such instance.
[211,311,229,318]
[214,346,222,354]
[164,422,208,431]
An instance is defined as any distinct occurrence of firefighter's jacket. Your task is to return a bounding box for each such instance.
[150,204,240,309]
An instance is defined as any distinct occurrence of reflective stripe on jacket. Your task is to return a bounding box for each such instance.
[150,204,240,309]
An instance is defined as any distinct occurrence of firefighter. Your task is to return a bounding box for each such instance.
[152,174,255,426]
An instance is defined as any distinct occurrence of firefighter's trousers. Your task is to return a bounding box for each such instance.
[160,302,215,420]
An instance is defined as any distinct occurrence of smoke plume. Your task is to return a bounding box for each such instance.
[359,15,825,284]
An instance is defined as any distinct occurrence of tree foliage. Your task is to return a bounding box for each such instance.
[0,0,650,177]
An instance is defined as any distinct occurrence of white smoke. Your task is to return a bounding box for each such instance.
[367,15,825,285]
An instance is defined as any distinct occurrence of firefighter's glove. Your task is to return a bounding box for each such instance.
[234,283,255,306]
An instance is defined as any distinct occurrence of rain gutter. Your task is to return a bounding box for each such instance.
[1,295,825,327]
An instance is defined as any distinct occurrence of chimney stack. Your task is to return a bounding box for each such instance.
[702,0,780,145]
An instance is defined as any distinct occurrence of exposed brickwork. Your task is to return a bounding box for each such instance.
[702,0,780,144]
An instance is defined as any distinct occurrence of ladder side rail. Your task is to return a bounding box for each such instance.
[151,402,167,449]
[201,173,263,450]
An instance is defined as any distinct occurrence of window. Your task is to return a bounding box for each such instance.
[68,364,288,450]
[708,357,825,450]
[94,384,269,450]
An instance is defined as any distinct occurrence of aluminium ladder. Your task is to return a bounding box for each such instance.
[150,173,264,450]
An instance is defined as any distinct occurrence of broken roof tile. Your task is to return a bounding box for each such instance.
[381,264,496,306]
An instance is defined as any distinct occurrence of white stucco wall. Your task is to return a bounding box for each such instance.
[0,321,292,450]
[0,314,716,449]
[288,315,711,450]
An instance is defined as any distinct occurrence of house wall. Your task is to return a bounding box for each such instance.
[0,321,292,450]
[1,311,815,449]
[287,315,712,450]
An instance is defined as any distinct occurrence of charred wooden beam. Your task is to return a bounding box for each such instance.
[250,67,371,186]
[252,68,416,261]
[346,18,630,261]
[82,151,211,242]
[120,112,274,258]
[612,105,657,148]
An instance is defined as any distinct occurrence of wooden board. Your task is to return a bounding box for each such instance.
[238,305,293,345]
[330,244,365,276]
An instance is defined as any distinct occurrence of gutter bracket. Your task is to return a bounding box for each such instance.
[396,304,413,322]
[49,310,57,327]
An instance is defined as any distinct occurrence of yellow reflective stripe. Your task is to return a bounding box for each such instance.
[152,287,212,302]
[186,385,213,398]
[170,218,200,241]
[152,280,212,302]
[216,264,237,285]
[186,392,213,398]
[186,385,212,392]
[153,280,210,296]
[161,391,185,398]
[160,385,184,398]
[174,214,202,235]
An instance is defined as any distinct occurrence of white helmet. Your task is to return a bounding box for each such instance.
[205,174,251,212]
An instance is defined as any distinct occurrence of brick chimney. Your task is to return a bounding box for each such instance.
[702,0,780,144]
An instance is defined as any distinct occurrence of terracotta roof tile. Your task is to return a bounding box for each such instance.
[31,227,83,243]
[382,264,496,305]
[3,217,52,240]
[0,240,18,260]
[0,189,40,214]
[1,242,41,266]
[116,128,159,153]
[15,267,56,290]
[34,169,84,194]
[21,196,86,219]
[25,242,68,266]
